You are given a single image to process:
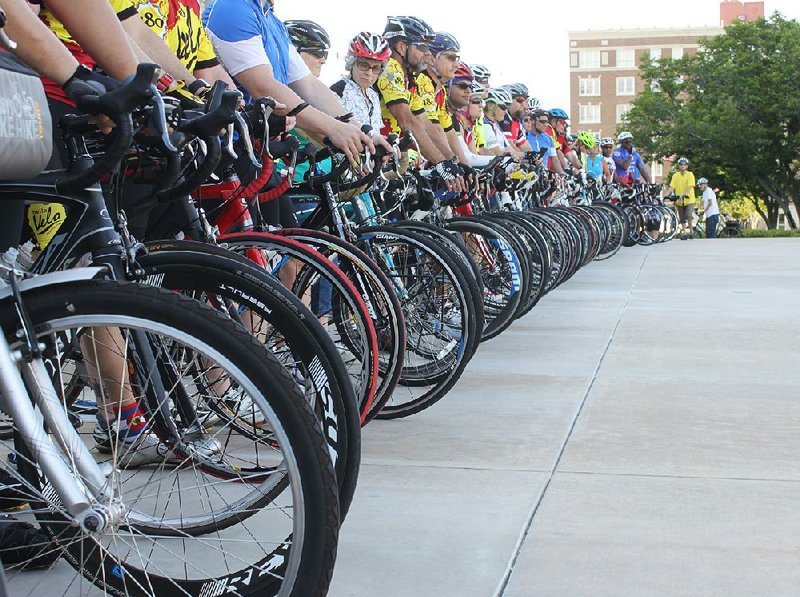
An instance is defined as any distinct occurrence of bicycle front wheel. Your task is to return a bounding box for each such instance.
[1,280,338,596]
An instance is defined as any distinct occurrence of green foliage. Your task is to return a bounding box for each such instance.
[627,13,800,228]
[738,229,800,237]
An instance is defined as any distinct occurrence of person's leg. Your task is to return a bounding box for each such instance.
[686,204,696,237]
[707,214,719,239]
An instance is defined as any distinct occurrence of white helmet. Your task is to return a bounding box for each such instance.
[600,137,614,147]
[677,156,689,165]
[617,131,634,142]
[697,177,708,185]
[470,63,491,80]
[485,87,512,107]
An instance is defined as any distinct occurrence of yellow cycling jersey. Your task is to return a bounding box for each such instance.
[39,0,137,48]
[473,119,486,149]
[131,0,218,71]
[414,72,438,122]
[376,57,425,135]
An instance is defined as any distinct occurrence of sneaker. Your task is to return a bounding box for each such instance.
[71,398,98,416]
[179,426,223,461]
[93,424,175,469]
[0,515,60,569]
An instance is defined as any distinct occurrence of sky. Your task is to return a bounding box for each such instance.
[279,0,800,111]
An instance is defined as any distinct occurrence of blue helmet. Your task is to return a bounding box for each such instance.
[548,108,569,120]
[430,32,460,55]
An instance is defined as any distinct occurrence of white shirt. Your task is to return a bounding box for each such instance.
[703,187,719,217]
[331,77,382,134]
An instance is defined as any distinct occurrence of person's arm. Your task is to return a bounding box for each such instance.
[1,0,77,83]
[456,134,492,167]
[387,102,446,163]
[235,65,370,164]
[41,0,138,79]
[425,116,456,160]
[121,13,196,82]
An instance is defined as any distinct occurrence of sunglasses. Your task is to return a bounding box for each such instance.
[411,42,431,53]
[453,82,471,90]
[470,97,484,105]
[523,117,533,122]
[304,48,328,60]
[537,118,549,123]
[355,59,384,75]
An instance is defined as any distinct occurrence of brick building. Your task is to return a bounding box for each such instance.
[567,1,764,182]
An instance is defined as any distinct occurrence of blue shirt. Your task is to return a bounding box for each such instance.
[612,146,645,181]
[203,0,308,102]
[527,131,554,155]
[583,154,605,181]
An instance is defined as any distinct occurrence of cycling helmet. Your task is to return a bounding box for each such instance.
[677,156,689,165]
[470,64,491,81]
[485,87,512,107]
[567,134,578,143]
[451,62,474,83]
[506,83,529,98]
[600,137,614,147]
[577,131,596,149]
[384,16,435,44]
[430,32,460,55]
[618,131,634,141]
[548,108,569,120]
[349,32,391,61]
[697,177,709,185]
[285,20,330,53]
[526,96,541,111]
[470,80,485,95]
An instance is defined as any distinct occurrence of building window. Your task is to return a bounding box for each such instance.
[616,104,632,123]
[570,52,579,68]
[579,104,601,124]
[579,77,601,97]
[601,51,609,66]
[672,47,684,60]
[616,77,635,96]
[650,47,661,61]
[579,50,601,69]
[652,162,664,178]
[617,49,635,69]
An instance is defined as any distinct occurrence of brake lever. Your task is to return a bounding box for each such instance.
[224,123,237,159]
[149,86,177,153]
[233,110,260,169]
[258,100,273,153]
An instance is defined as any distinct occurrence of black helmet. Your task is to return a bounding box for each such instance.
[384,16,435,45]
[284,20,330,53]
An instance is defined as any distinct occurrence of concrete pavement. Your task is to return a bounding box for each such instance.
[329,238,800,597]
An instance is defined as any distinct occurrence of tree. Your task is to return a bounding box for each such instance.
[625,13,800,228]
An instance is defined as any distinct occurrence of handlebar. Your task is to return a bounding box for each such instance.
[56,63,160,194]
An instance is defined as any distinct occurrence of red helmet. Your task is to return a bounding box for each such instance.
[452,62,474,82]
[349,32,391,62]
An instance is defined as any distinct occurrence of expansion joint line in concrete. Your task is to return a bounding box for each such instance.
[494,250,651,596]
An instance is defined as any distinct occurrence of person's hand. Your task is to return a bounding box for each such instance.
[433,159,465,193]
[327,120,371,166]
[62,65,118,134]
[372,133,394,166]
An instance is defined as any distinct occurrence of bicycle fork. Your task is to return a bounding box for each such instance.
[0,333,124,533]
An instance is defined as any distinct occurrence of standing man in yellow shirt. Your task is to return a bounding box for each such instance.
[666,157,697,238]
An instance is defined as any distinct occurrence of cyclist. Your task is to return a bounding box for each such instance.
[500,83,532,152]
[446,63,491,167]
[548,108,581,174]
[698,177,719,238]
[577,132,604,182]
[613,131,651,186]
[203,0,387,169]
[285,19,329,78]
[665,156,696,236]
[416,32,471,166]
[376,16,465,191]
[600,137,615,184]
[331,32,389,134]
[481,87,515,157]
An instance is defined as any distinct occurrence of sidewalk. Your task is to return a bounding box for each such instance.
[329,239,800,597]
